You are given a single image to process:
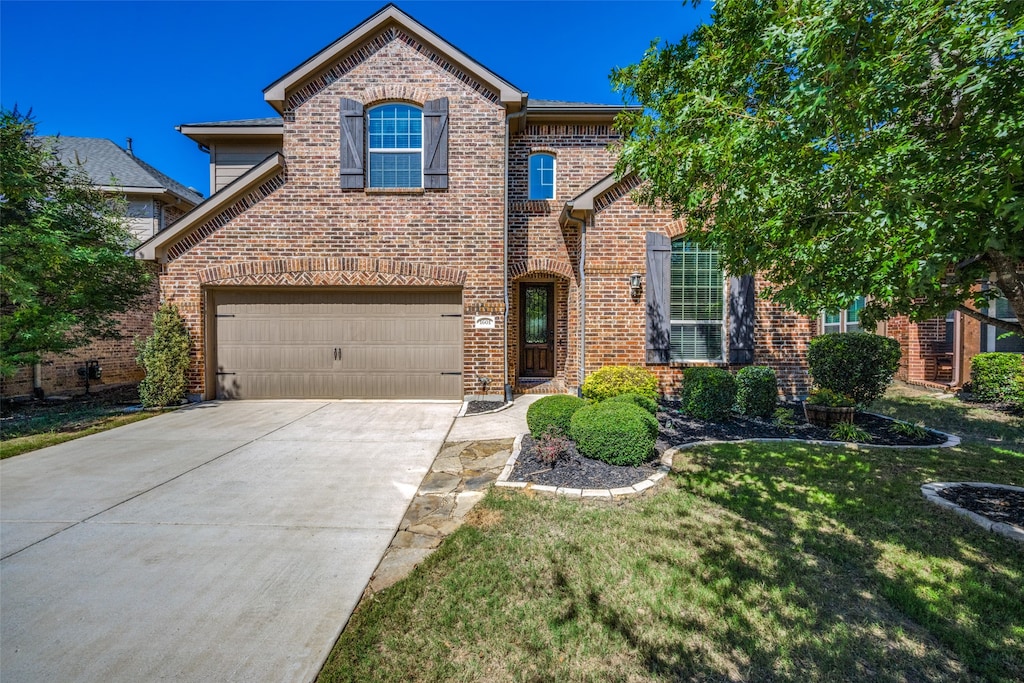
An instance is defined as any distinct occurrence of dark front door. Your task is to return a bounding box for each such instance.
[520,283,554,377]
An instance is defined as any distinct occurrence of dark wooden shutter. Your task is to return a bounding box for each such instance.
[423,97,449,189]
[339,98,364,189]
[728,275,755,364]
[645,232,672,364]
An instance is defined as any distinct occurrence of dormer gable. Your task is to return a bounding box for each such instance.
[263,4,524,115]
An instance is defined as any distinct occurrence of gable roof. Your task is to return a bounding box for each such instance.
[263,3,523,113]
[48,136,204,206]
[135,153,285,262]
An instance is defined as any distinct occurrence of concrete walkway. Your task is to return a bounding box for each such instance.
[363,395,536,594]
[1,400,458,683]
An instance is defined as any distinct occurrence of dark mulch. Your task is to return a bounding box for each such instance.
[938,485,1024,527]
[657,400,948,449]
[509,434,659,489]
[465,400,506,415]
[507,400,947,489]
[1,384,141,438]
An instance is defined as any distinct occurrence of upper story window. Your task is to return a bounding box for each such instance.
[822,296,865,334]
[367,103,422,188]
[529,153,555,200]
[670,240,725,361]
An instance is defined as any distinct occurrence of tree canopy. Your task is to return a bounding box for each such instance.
[0,107,153,375]
[612,0,1023,335]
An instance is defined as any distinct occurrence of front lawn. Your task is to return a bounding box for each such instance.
[320,384,1023,682]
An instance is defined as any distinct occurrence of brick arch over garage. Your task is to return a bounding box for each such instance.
[509,258,575,282]
[198,257,467,288]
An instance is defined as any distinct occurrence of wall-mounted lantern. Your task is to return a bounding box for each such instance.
[629,272,643,298]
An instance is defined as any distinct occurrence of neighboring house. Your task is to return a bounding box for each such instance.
[135,3,826,402]
[1,138,203,398]
[884,299,1022,390]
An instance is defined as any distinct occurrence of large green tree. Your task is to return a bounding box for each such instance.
[0,107,153,375]
[612,0,1023,334]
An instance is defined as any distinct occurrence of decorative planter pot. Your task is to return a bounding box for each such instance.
[803,402,855,428]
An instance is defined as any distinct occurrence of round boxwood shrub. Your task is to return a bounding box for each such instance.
[970,352,1024,405]
[581,365,659,402]
[680,367,737,421]
[735,366,778,418]
[526,394,589,438]
[569,401,658,466]
[807,332,901,407]
[604,391,659,415]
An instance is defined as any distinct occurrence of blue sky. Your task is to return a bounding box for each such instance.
[1,1,710,197]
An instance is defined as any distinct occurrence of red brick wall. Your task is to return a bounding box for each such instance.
[1,277,159,398]
[157,33,508,399]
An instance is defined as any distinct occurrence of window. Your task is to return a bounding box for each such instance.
[368,103,422,188]
[823,296,865,334]
[670,241,725,361]
[529,153,555,200]
[985,297,1024,353]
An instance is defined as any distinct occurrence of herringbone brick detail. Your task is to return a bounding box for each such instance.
[286,27,498,112]
[199,258,466,287]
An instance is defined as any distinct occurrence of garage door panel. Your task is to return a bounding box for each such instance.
[213,289,462,400]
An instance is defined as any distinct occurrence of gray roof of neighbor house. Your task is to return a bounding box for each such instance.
[47,136,204,206]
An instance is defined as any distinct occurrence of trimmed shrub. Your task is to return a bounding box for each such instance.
[680,367,737,421]
[735,366,778,418]
[604,391,659,415]
[137,303,191,408]
[807,333,901,406]
[569,401,658,467]
[581,365,659,402]
[970,353,1024,404]
[526,394,589,438]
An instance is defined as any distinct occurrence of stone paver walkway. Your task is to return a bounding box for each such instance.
[364,438,514,595]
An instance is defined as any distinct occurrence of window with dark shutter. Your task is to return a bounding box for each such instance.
[728,275,755,364]
[645,232,672,364]
[339,98,365,189]
[423,97,449,189]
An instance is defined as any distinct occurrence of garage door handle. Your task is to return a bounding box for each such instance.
[440,372,462,376]
[333,348,341,360]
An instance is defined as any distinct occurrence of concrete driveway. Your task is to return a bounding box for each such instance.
[1,400,458,682]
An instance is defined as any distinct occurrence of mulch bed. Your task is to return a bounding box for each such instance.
[937,485,1024,527]
[507,400,947,489]
[465,400,506,415]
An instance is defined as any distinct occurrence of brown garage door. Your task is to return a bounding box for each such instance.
[212,289,463,400]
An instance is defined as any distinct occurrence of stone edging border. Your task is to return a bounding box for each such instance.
[921,482,1024,543]
[494,425,961,499]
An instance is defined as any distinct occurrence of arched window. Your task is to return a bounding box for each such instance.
[528,153,555,200]
[367,103,423,188]
[670,240,725,361]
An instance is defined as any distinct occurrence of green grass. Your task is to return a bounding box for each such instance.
[320,384,1024,682]
[0,411,155,459]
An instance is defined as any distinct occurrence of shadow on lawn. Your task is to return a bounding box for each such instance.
[676,442,1023,682]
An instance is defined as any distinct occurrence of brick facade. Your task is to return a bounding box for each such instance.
[1,277,160,397]
[158,35,507,399]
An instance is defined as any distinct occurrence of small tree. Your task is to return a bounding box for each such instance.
[137,304,191,408]
[1,107,153,375]
[807,333,901,407]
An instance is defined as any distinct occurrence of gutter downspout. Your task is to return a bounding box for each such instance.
[503,95,529,402]
[562,203,586,397]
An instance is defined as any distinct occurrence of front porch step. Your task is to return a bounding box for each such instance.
[515,378,571,395]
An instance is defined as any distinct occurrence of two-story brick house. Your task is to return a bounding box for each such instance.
[137,4,819,402]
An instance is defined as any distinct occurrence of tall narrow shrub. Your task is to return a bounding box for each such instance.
[137,303,191,408]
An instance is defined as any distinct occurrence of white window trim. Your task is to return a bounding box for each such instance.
[670,243,726,363]
[367,103,424,189]
[986,297,1020,351]
[528,152,556,200]
[821,296,865,334]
